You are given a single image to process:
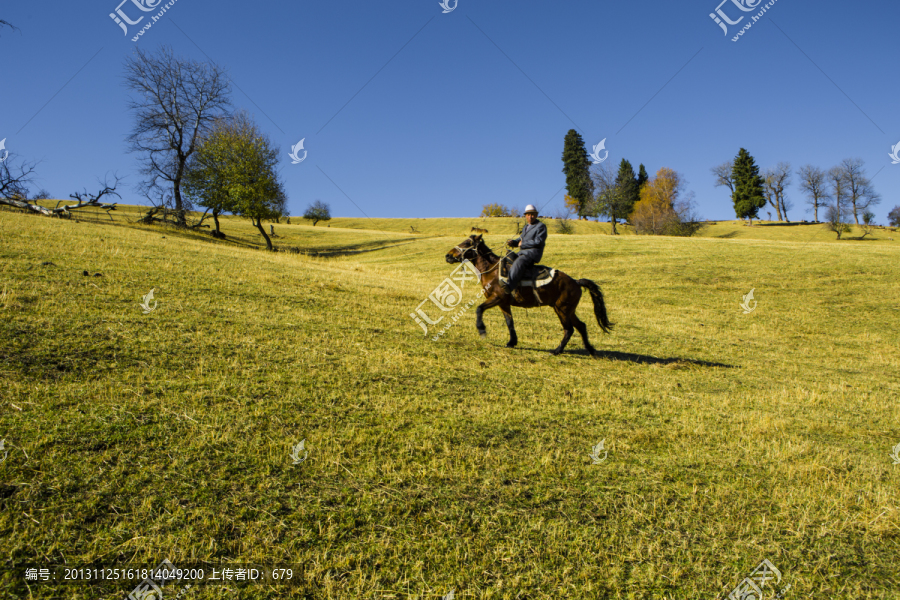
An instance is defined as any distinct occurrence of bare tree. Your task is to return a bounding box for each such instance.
[825,166,851,239]
[711,161,735,194]
[763,162,791,222]
[65,176,123,219]
[0,154,37,201]
[124,46,231,226]
[554,209,575,234]
[1,173,121,218]
[836,158,880,225]
[762,174,779,222]
[589,165,628,235]
[824,204,851,240]
[797,165,829,222]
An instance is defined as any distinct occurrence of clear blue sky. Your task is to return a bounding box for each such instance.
[2,0,898,221]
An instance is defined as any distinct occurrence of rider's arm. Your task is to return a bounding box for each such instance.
[520,222,547,250]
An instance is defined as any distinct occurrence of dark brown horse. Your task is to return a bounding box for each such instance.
[445,234,613,356]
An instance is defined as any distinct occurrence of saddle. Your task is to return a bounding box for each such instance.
[499,252,556,288]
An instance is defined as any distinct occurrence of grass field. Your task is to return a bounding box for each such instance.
[1,205,898,599]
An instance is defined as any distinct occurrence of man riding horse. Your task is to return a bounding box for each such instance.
[500,204,546,297]
[444,226,613,355]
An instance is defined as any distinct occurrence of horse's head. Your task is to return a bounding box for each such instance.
[446,234,483,264]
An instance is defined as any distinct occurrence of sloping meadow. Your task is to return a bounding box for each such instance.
[0,210,898,599]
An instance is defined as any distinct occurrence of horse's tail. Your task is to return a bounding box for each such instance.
[577,279,613,334]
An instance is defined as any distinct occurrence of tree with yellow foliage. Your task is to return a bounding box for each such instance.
[631,168,703,236]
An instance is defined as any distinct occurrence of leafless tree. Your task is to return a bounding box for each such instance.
[554,209,575,234]
[835,158,880,225]
[711,161,735,194]
[124,46,231,226]
[671,193,706,237]
[0,154,37,201]
[797,165,829,222]
[825,167,851,239]
[589,164,630,235]
[763,162,791,222]
[762,175,779,222]
[1,172,121,218]
[824,204,851,240]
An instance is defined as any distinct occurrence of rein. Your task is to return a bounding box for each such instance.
[454,243,504,278]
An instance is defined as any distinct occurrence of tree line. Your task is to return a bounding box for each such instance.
[712,149,888,237]
[560,129,702,236]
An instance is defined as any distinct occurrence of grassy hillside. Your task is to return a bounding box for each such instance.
[22,201,898,248]
[1,206,898,599]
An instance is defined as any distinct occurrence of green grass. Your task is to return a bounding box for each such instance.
[1,205,898,599]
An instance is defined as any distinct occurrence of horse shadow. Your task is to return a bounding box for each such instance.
[510,346,735,368]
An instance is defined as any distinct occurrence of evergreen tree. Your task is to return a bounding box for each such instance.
[637,164,649,190]
[561,129,593,219]
[615,159,640,219]
[731,148,766,225]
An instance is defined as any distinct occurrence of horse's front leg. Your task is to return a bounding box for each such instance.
[499,303,517,348]
[475,303,488,338]
[475,294,503,339]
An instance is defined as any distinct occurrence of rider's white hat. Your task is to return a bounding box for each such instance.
[524,204,538,214]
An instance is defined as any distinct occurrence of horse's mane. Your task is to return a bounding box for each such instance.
[472,236,500,261]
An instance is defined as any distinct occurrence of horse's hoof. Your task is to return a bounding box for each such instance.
[479,332,487,339]
[550,348,562,356]
[506,341,517,348]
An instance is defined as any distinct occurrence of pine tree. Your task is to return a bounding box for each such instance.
[615,159,639,221]
[637,164,649,190]
[561,129,593,219]
[731,148,766,225]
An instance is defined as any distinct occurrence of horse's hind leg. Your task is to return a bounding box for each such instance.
[551,307,575,356]
[572,313,595,356]
[499,304,518,348]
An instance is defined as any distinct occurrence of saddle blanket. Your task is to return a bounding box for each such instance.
[499,255,557,288]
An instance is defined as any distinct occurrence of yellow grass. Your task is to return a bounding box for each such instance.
[0,204,898,599]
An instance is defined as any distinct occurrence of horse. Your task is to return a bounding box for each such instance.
[445,234,613,356]
[471,227,489,234]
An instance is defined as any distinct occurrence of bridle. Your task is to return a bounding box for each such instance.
[451,240,503,277]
